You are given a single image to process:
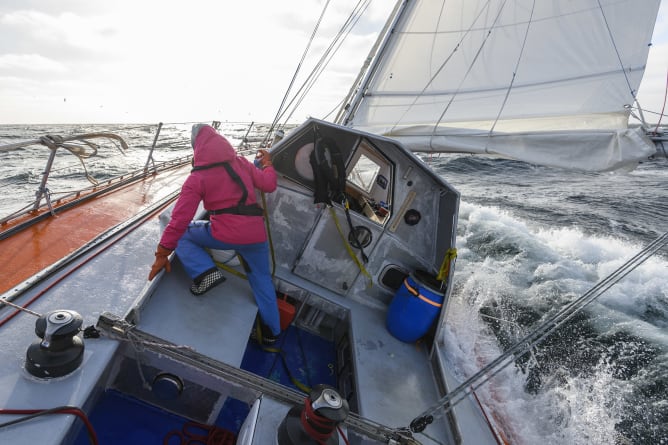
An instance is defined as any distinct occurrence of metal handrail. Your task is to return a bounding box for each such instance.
[0,126,165,225]
[0,120,267,225]
[143,122,163,173]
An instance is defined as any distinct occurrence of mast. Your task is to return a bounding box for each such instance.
[335,0,412,126]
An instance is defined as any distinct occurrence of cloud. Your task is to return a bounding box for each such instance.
[0,9,121,60]
[0,53,68,74]
[0,1,664,125]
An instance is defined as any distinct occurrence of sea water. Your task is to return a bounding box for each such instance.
[431,155,668,445]
[1,123,666,445]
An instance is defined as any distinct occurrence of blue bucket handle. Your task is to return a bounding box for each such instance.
[403,278,443,308]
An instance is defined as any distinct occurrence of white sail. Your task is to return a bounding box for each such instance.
[343,0,661,171]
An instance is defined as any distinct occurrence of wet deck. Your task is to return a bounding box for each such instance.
[0,163,191,296]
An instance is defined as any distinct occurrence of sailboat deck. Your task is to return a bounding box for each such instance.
[0,202,449,443]
[137,259,259,367]
[0,163,191,295]
[136,257,450,436]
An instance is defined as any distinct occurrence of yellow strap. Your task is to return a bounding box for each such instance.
[214,258,247,280]
[403,278,443,308]
[253,320,311,393]
[329,206,373,288]
[436,248,457,283]
[260,191,276,277]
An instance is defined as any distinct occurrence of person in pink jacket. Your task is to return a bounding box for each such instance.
[148,124,281,342]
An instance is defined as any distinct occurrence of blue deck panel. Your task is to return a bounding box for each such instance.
[241,325,337,392]
[73,390,241,444]
[73,325,335,444]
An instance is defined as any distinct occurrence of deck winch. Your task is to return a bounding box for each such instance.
[277,384,349,445]
[25,309,84,378]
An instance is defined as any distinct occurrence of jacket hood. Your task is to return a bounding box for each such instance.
[192,125,236,167]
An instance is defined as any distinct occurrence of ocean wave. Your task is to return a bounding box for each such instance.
[445,202,668,445]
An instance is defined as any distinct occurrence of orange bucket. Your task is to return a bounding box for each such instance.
[277,297,296,330]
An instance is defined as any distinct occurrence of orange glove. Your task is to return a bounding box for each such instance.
[255,149,272,169]
[148,245,173,280]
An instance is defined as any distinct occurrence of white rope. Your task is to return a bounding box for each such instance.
[0,299,42,318]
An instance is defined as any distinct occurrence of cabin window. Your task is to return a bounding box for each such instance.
[344,139,392,225]
[347,154,380,194]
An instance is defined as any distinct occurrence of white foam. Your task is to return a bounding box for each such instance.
[443,201,668,444]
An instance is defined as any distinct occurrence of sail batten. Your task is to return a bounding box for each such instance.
[345,0,661,171]
[366,65,649,99]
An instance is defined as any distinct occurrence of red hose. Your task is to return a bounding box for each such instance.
[0,406,98,445]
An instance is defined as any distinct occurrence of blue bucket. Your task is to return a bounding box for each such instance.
[386,270,445,342]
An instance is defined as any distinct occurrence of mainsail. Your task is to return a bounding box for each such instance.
[339,0,661,171]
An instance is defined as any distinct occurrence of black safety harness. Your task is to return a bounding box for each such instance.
[310,128,369,264]
[191,162,264,217]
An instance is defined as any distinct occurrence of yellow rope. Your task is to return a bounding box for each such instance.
[328,206,373,288]
[261,191,276,277]
[252,320,311,393]
[436,248,458,283]
[213,257,247,280]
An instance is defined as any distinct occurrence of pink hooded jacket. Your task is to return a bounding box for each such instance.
[159,125,277,250]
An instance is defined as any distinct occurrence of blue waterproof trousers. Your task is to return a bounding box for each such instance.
[175,221,280,336]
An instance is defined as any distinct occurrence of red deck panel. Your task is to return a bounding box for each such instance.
[0,164,191,295]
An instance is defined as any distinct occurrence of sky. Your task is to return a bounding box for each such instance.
[0,0,666,125]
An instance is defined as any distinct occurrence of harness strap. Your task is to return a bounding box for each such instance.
[309,127,372,268]
[192,161,264,217]
[310,131,346,206]
[209,205,263,216]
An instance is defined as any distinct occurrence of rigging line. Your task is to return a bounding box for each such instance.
[276,0,371,127]
[410,231,668,427]
[321,97,346,121]
[429,0,510,145]
[427,1,447,86]
[265,0,332,145]
[0,133,128,153]
[653,69,668,134]
[336,0,407,126]
[281,0,371,125]
[487,0,536,137]
[0,201,37,222]
[386,0,498,136]
[0,299,42,318]
[281,4,367,125]
[412,235,668,422]
[595,0,636,101]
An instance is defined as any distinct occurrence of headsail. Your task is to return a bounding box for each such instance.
[340,0,661,171]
